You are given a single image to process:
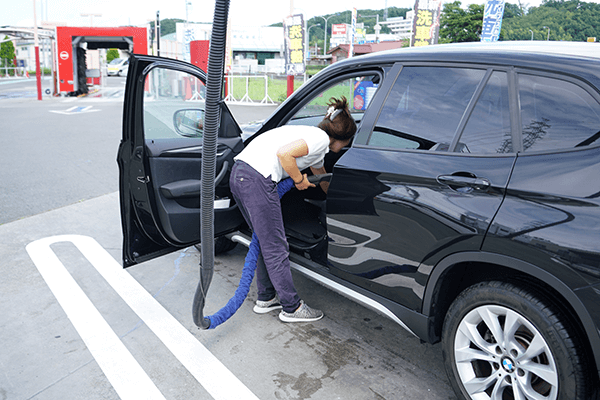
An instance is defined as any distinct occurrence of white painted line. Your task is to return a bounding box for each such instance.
[26,237,166,400]
[27,235,259,400]
[49,105,101,115]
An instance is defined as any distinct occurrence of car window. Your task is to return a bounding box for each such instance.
[519,74,600,152]
[460,71,512,153]
[143,67,206,139]
[287,74,380,127]
[368,66,485,150]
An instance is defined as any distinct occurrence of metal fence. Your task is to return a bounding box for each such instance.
[0,59,29,78]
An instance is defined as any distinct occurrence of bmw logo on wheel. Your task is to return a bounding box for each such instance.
[502,358,515,373]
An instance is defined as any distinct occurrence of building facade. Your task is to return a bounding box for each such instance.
[379,11,415,40]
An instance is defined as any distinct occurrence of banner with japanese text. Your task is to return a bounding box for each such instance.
[284,14,305,75]
[481,0,506,42]
[349,8,357,58]
[411,0,442,47]
[225,18,233,74]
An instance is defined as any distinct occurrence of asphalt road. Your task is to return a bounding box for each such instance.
[0,77,275,225]
[0,76,456,400]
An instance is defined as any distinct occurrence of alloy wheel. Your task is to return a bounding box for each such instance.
[454,304,558,400]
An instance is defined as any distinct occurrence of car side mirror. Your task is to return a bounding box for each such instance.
[174,109,205,137]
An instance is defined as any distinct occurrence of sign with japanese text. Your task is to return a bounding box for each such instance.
[284,14,305,75]
[349,8,357,58]
[225,21,232,74]
[411,0,442,47]
[481,0,506,42]
[332,24,347,35]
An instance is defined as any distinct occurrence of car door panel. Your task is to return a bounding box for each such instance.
[145,138,243,245]
[118,54,244,267]
[327,149,515,311]
[325,64,516,311]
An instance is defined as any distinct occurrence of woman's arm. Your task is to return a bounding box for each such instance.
[276,139,315,190]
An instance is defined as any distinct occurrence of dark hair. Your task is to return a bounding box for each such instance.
[317,96,357,141]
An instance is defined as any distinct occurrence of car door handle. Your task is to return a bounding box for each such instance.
[437,174,491,191]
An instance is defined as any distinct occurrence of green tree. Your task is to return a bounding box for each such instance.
[0,36,16,67]
[275,6,412,53]
[149,18,185,39]
[106,48,120,63]
[500,0,600,41]
[439,1,485,43]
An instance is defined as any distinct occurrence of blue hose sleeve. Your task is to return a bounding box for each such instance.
[277,178,295,198]
[207,233,260,329]
[206,178,294,329]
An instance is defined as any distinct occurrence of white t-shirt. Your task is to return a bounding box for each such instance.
[234,125,330,182]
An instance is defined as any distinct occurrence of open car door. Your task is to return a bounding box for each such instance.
[117,55,245,267]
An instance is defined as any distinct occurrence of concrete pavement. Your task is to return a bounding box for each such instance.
[0,84,455,400]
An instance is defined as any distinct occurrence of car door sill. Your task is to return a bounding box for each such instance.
[228,232,420,338]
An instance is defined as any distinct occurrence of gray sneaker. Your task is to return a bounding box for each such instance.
[253,295,283,314]
[279,300,324,323]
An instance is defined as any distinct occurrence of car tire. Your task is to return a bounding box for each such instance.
[194,236,237,255]
[441,281,592,400]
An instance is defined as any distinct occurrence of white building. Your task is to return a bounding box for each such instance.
[380,11,415,40]
[176,23,283,67]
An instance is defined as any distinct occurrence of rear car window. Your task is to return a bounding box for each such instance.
[368,66,485,150]
[519,74,600,152]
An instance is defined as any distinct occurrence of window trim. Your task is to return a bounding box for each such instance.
[449,68,493,152]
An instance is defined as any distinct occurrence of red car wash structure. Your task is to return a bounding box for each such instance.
[55,26,147,94]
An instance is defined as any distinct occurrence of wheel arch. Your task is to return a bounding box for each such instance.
[422,251,600,379]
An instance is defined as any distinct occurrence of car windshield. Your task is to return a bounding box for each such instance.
[109,58,124,65]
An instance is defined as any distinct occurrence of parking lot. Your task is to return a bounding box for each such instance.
[0,77,454,400]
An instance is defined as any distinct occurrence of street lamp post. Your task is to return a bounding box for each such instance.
[543,26,550,41]
[359,14,381,42]
[319,14,339,56]
[307,23,320,60]
[529,29,533,40]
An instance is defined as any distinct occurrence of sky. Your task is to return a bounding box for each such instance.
[0,0,561,30]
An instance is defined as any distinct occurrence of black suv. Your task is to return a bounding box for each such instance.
[118,41,600,400]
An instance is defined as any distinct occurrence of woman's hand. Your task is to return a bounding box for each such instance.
[294,173,315,190]
[310,166,329,194]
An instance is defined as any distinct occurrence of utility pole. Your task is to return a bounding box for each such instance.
[80,13,102,27]
[32,0,42,100]
[384,0,388,20]
[156,11,161,56]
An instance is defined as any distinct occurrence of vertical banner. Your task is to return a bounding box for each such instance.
[481,0,506,42]
[411,0,442,47]
[349,8,357,58]
[225,19,233,75]
[284,14,306,75]
[183,25,195,62]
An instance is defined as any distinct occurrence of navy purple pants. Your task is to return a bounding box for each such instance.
[229,161,301,313]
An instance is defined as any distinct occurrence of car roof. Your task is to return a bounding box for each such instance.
[333,41,600,89]
[390,41,600,59]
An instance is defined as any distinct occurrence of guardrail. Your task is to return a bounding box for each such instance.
[224,75,275,104]
[0,66,29,78]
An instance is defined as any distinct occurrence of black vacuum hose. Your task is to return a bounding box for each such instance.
[192,0,230,329]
